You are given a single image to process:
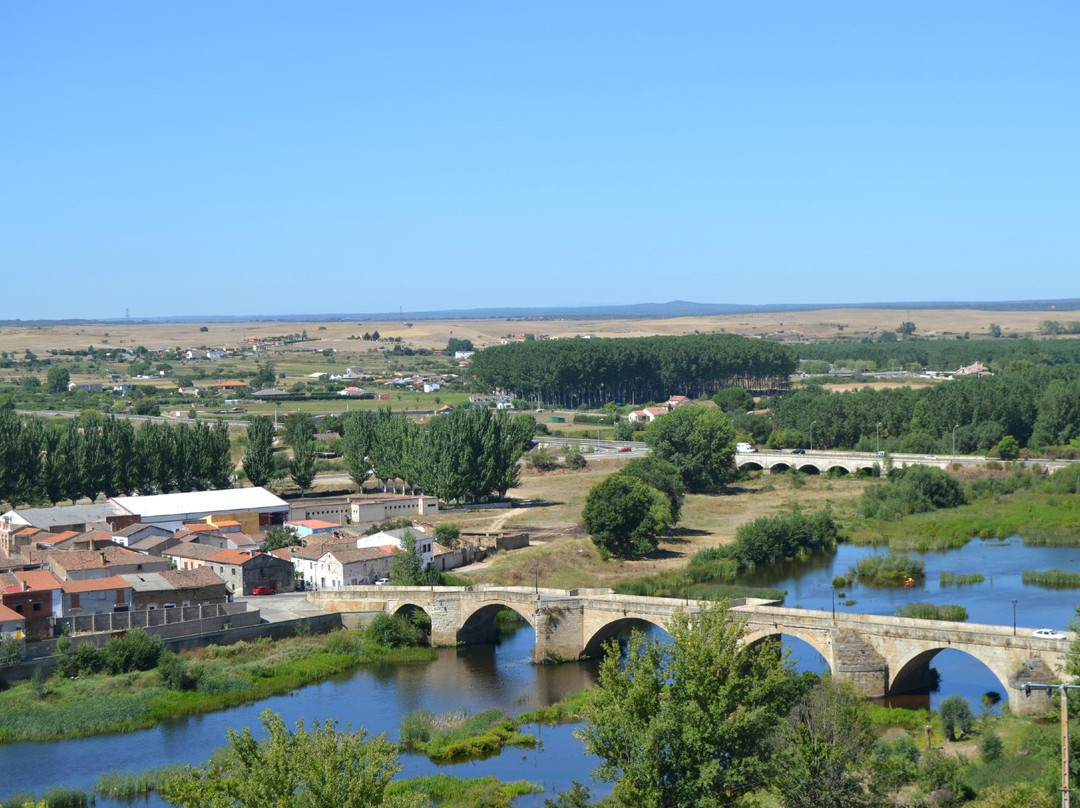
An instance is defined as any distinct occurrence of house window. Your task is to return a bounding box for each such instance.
[14,604,23,614]
[69,595,79,609]
[32,601,42,611]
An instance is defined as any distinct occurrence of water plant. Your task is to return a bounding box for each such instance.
[1021,569,1080,588]
[896,603,968,622]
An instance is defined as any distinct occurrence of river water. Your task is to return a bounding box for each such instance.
[2,535,1078,805]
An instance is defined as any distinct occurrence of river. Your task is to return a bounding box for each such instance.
[2,535,1078,805]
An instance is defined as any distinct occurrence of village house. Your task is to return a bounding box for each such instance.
[47,547,172,582]
[59,576,133,616]
[313,547,396,589]
[0,603,25,639]
[204,550,295,595]
[628,406,669,425]
[120,567,229,610]
[355,528,434,568]
[0,570,62,640]
[112,524,173,548]
[163,542,222,571]
[286,519,340,539]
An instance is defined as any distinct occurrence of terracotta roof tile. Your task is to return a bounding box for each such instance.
[206,549,259,566]
[60,575,133,594]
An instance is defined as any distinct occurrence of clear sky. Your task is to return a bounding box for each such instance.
[3,3,1078,320]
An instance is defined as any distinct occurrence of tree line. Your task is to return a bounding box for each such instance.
[766,364,1080,452]
[0,410,233,507]
[468,333,797,408]
[337,408,535,503]
[794,336,1080,372]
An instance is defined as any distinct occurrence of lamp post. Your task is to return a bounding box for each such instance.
[533,560,540,595]
[831,588,836,621]
[1012,599,1018,636]
[952,424,960,463]
[810,421,817,452]
[876,422,881,454]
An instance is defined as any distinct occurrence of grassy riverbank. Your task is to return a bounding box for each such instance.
[0,627,434,745]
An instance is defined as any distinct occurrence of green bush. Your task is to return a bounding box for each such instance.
[727,508,840,569]
[860,464,966,521]
[157,651,198,691]
[854,554,925,585]
[102,628,165,674]
[980,730,1003,763]
[939,694,975,741]
[365,613,426,648]
[939,572,985,586]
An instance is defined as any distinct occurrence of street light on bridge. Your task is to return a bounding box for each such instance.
[951,424,960,463]
[810,421,817,452]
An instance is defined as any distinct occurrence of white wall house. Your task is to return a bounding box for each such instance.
[355,528,433,568]
[313,548,395,589]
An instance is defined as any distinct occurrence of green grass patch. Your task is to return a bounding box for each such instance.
[939,572,985,586]
[896,603,969,622]
[388,775,541,808]
[398,707,536,762]
[1021,568,1080,588]
[865,703,933,732]
[94,765,185,799]
[519,689,593,724]
[0,630,434,744]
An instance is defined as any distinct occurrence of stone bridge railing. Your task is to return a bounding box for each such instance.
[309,585,1072,715]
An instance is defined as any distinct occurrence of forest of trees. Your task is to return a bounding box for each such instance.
[767,364,1080,452]
[468,333,797,408]
[794,336,1080,372]
[339,408,534,503]
[0,410,233,507]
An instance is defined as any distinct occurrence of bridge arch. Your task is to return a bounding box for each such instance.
[582,615,670,658]
[794,463,821,474]
[391,601,433,642]
[888,644,1011,698]
[768,462,791,473]
[742,627,834,674]
[740,461,764,472]
[458,600,537,645]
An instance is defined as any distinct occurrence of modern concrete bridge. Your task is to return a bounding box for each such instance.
[309,585,1072,715]
[735,450,1077,476]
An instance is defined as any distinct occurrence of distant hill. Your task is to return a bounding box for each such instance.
[3,298,1080,327]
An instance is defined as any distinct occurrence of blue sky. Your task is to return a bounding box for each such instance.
[3,3,1078,319]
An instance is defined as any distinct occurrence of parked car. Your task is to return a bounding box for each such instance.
[1033,628,1068,640]
[251,585,276,596]
[374,578,391,586]
[791,448,806,455]
[924,455,937,460]
[618,446,632,452]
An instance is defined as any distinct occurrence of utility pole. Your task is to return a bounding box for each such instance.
[1024,682,1080,808]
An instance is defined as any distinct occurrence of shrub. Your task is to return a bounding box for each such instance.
[434,523,461,548]
[980,730,1003,763]
[365,614,426,648]
[563,449,587,470]
[102,628,165,674]
[727,508,840,569]
[939,694,975,741]
[526,449,559,472]
[157,651,198,691]
[854,554,925,585]
[860,464,966,521]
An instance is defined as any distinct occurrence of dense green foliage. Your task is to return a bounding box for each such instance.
[859,465,966,521]
[794,336,1080,370]
[721,509,840,569]
[770,364,1080,451]
[398,707,534,762]
[163,709,426,808]
[582,475,666,558]
[341,408,533,502]
[853,554,925,585]
[469,333,796,408]
[241,415,276,488]
[0,410,233,506]
[643,406,736,492]
[581,602,809,808]
[939,694,975,741]
[617,456,685,522]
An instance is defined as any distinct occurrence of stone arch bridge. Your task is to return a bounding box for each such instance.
[308,585,1071,716]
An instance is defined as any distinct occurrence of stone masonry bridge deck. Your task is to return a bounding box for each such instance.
[736,450,1079,476]
[309,585,1072,716]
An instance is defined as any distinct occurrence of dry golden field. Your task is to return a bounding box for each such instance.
[0,306,1068,356]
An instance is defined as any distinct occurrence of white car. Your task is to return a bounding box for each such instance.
[1033,628,1068,640]
[374,578,391,586]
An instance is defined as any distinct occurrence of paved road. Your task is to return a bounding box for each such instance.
[233,591,325,622]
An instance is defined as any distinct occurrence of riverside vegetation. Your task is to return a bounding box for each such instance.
[0,617,433,744]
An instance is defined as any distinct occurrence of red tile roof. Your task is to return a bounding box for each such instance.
[12,570,62,592]
[206,549,259,566]
[0,604,24,623]
[60,575,133,594]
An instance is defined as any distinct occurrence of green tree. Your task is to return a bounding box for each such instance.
[284,412,316,448]
[897,321,917,336]
[614,418,635,441]
[289,440,317,496]
[163,709,424,808]
[581,602,800,808]
[433,523,460,548]
[564,447,587,470]
[391,531,428,585]
[242,416,276,488]
[250,359,277,390]
[644,407,736,492]
[994,434,1021,460]
[770,678,875,808]
[988,323,1002,338]
[262,525,300,552]
[582,475,662,558]
[46,364,70,394]
[939,694,975,741]
[713,387,754,413]
[618,456,685,523]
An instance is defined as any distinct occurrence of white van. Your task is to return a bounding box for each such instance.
[736,442,757,454]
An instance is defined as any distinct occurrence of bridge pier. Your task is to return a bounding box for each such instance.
[533,599,585,663]
[831,630,890,698]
